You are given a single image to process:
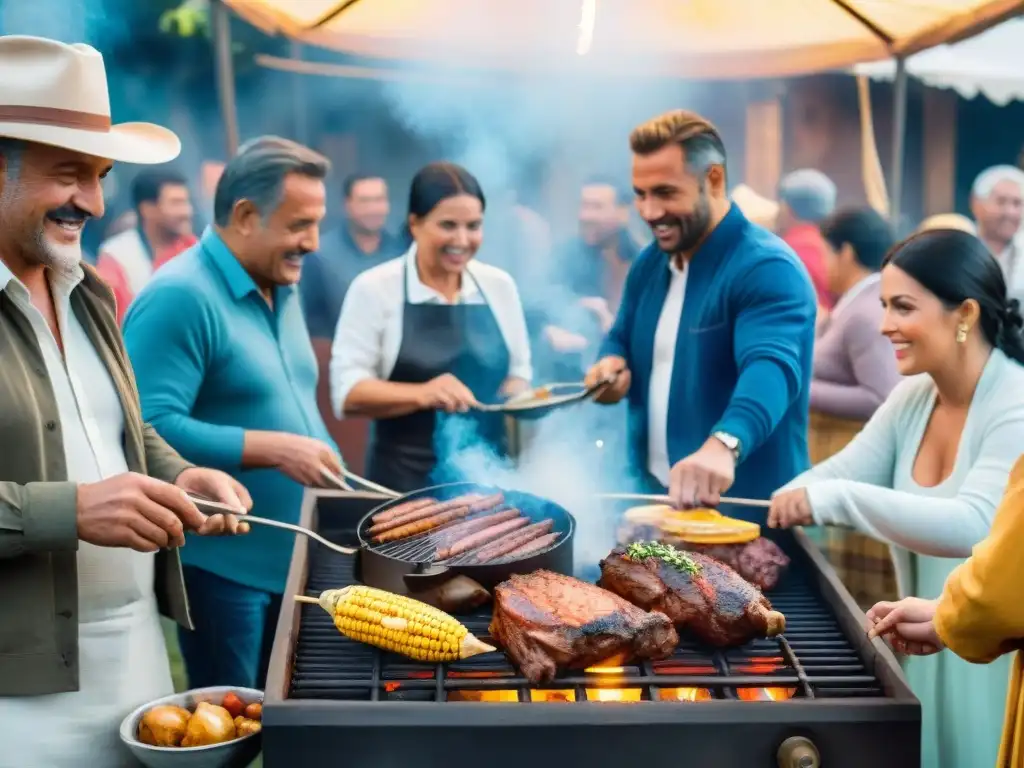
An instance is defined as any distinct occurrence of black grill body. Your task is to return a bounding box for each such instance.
[263,492,920,768]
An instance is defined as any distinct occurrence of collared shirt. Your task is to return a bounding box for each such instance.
[299,225,404,339]
[647,258,688,486]
[0,261,148,615]
[123,228,334,594]
[330,244,533,417]
[0,261,171,768]
[96,227,197,325]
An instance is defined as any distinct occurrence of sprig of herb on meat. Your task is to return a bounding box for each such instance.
[625,541,702,575]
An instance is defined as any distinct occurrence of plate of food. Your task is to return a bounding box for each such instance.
[119,686,263,768]
[475,378,614,420]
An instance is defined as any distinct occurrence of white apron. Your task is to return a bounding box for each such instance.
[0,588,173,768]
[0,267,175,767]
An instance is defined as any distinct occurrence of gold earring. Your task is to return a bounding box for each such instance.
[956,323,969,343]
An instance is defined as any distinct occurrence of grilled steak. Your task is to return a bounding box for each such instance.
[617,520,790,591]
[489,570,678,684]
[684,538,790,591]
[598,544,785,647]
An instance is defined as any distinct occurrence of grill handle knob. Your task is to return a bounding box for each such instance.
[777,736,821,768]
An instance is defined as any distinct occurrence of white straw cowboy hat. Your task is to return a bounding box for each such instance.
[0,35,180,164]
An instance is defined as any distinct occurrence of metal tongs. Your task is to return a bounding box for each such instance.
[183,468,401,557]
[317,465,401,499]
[187,493,358,555]
[473,371,621,416]
[595,492,771,509]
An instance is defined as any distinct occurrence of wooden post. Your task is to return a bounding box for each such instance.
[744,82,785,197]
[921,89,957,215]
[212,0,239,156]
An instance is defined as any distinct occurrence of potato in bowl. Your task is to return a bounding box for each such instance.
[119,686,262,768]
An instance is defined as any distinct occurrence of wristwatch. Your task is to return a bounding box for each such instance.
[712,431,742,461]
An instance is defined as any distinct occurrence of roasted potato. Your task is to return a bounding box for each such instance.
[138,705,191,747]
[180,702,235,747]
[233,715,263,736]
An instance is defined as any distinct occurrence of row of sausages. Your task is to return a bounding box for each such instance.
[366,493,559,565]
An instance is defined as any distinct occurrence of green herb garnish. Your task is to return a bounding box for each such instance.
[626,541,702,575]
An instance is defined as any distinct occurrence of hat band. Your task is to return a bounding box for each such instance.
[0,105,111,132]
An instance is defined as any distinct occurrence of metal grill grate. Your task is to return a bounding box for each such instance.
[289,533,884,703]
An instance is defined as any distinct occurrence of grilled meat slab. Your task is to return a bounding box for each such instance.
[598,545,785,647]
[489,570,679,684]
[684,538,791,591]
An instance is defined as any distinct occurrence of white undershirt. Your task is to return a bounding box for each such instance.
[330,244,533,417]
[0,263,171,767]
[648,259,687,486]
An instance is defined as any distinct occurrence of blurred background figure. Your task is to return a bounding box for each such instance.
[533,175,640,384]
[777,168,838,311]
[970,164,1024,302]
[918,212,977,235]
[300,172,402,341]
[807,206,901,609]
[731,183,779,231]
[96,168,196,325]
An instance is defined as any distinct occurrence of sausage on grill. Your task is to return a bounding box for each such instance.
[436,516,529,560]
[372,505,474,543]
[494,532,560,563]
[432,508,522,546]
[468,493,506,513]
[367,495,480,537]
[370,497,437,525]
[471,519,555,563]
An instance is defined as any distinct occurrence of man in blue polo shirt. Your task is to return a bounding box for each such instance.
[585,110,816,515]
[123,136,342,689]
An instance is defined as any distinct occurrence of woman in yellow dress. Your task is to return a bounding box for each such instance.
[867,454,1024,766]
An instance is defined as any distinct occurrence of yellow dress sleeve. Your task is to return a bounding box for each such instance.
[934,455,1024,663]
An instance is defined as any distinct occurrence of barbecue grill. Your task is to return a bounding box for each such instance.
[263,491,921,768]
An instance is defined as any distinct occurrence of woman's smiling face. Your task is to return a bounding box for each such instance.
[410,194,484,277]
[879,263,964,376]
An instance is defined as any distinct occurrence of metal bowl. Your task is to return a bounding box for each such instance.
[118,686,263,768]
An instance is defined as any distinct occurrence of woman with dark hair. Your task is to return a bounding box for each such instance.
[329,162,532,491]
[807,208,902,610]
[768,228,1024,767]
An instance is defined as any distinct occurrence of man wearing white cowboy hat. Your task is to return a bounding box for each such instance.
[0,35,252,766]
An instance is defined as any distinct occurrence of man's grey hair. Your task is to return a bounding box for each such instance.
[971,165,1024,200]
[213,135,331,227]
[0,137,25,181]
[778,169,837,224]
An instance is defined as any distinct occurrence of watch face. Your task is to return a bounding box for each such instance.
[716,432,738,449]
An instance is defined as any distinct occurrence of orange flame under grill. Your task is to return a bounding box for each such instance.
[421,654,797,703]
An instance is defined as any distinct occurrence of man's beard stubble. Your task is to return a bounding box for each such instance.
[674,191,712,255]
[0,183,84,276]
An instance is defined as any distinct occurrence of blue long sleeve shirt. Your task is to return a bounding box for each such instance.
[122,228,335,594]
[599,205,816,511]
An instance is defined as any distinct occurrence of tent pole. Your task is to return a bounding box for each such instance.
[212,0,240,156]
[890,56,907,225]
[290,41,309,144]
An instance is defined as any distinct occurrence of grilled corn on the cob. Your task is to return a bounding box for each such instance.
[295,586,495,661]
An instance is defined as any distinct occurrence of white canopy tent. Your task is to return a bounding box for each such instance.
[855,16,1024,105]
[210,0,1024,218]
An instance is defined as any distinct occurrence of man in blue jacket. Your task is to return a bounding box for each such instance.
[585,109,816,514]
